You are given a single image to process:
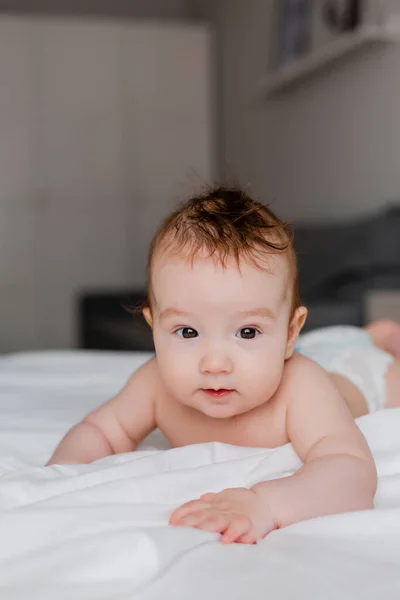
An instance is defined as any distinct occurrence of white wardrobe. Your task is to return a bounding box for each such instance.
[0,16,213,352]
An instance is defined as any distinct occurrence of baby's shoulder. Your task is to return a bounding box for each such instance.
[278,352,332,399]
[136,356,169,405]
[284,350,324,374]
[119,355,161,401]
[135,355,161,389]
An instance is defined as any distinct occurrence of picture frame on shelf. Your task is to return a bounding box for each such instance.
[262,0,400,96]
[278,0,313,67]
[312,0,363,51]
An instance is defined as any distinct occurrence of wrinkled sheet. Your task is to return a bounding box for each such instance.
[1,350,400,599]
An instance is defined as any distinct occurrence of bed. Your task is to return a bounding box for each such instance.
[1,350,400,599]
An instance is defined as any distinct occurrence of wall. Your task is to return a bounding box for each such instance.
[197,0,400,222]
[0,17,212,352]
[0,0,191,19]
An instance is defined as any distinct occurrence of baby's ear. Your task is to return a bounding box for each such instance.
[142,307,153,328]
[285,306,307,359]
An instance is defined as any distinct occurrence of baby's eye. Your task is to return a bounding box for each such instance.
[175,327,198,339]
[236,327,260,340]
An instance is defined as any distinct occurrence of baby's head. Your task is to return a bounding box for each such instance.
[143,185,307,419]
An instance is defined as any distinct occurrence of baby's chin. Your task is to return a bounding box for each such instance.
[198,404,240,419]
[187,394,249,419]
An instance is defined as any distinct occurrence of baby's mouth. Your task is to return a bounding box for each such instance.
[202,389,234,398]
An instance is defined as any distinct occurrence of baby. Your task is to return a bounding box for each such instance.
[48,186,400,544]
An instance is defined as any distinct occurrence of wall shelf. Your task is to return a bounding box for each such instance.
[260,26,400,96]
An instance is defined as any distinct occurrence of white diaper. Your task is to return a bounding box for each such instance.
[296,326,394,412]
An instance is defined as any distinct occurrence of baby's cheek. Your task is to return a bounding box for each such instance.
[158,349,193,391]
[241,354,283,397]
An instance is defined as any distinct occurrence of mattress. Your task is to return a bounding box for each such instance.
[1,350,400,599]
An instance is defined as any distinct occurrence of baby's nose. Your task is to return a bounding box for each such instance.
[200,346,233,374]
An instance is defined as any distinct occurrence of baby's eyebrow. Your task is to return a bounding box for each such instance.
[159,308,191,321]
[236,308,275,320]
[159,307,275,321]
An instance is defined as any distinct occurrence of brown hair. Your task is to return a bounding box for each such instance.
[144,185,300,316]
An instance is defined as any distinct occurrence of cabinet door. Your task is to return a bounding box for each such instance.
[121,23,213,284]
[0,18,213,351]
[36,19,128,348]
[0,18,38,352]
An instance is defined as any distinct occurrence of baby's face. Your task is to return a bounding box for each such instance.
[146,252,303,419]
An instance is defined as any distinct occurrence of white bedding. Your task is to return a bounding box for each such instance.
[1,350,400,599]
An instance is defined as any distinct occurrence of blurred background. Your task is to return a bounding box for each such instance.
[2,0,400,354]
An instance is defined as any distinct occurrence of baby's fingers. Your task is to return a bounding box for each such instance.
[175,509,211,528]
[169,499,209,525]
[195,512,230,534]
[220,515,252,544]
[200,492,217,502]
[236,533,257,545]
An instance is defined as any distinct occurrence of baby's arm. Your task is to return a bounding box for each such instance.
[46,358,157,465]
[252,356,377,527]
[170,355,377,543]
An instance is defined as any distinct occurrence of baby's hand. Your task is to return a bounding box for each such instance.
[169,487,276,544]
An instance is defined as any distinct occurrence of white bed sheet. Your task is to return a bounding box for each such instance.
[1,350,400,599]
